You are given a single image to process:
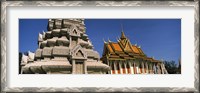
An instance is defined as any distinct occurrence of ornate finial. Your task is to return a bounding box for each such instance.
[121,31,126,39]
[108,38,111,42]
[38,33,43,40]
[42,31,46,35]
[121,22,124,32]
[138,45,141,48]
[135,43,137,46]
[103,38,107,43]
[42,31,46,39]
[120,21,126,39]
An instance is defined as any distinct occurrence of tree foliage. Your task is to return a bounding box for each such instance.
[164,60,178,74]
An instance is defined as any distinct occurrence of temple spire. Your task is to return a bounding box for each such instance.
[120,23,126,39]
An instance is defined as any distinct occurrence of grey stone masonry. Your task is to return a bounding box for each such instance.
[21,19,110,74]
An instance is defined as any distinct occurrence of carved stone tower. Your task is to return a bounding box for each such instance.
[21,19,110,74]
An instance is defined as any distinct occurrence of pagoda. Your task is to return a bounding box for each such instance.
[101,31,168,74]
[21,19,110,74]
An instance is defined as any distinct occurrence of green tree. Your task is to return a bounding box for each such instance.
[164,60,178,74]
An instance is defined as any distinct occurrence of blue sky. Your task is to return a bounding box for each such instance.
[19,19,181,64]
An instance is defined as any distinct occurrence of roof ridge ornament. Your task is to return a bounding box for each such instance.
[120,22,127,39]
[135,43,137,46]
[116,37,119,41]
[103,38,107,43]
[121,31,126,39]
[108,38,112,42]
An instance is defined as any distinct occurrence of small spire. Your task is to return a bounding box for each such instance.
[108,38,111,42]
[103,38,107,43]
[120,22,127,39]
[135,43,137,46]
[117,37,120,42]
[121,31,126,39]
[138,45,141,48]
[43,31,45,35]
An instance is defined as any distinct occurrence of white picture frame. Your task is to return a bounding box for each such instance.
[1,1,199,92]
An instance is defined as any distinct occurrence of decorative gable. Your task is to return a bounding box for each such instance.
[76,50,84,57]
[124,40,133,52]
[71,45,87,59]
[69,25,81,37]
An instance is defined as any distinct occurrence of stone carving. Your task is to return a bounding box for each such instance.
[21,54,28,63]
[38,33,43,42]
[40,40,47,48]
[35,49,42,59]
[56,36,69,46]
[47,37,58,47]
[42,47,52,57]
[54,19,62,29]
[42,31,46,39]
[28,51,35,61]
[69,24,81,37]
[52,46,70,56]
[21,19,110,74]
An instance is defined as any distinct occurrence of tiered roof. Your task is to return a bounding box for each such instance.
[102,32,160,62]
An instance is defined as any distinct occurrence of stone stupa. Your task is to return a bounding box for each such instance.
[21,19,110,74]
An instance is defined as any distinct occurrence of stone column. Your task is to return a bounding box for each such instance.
[124,62,128,74]
[119,62,123,74]
[129,62,134,74]
[157,64,161,74]
[84,60,87,74]
[149,64,152,74]
[153,63,157,74]
[133,62,136,74]
[146,62,149,74]
[138,62,141,74]
[161,63,164,74]
[110,62,113,74]
[107,58,111,74]
[142,62,145,74]
[151,64,153,74]
[114,62,118,74]
[72,60,76,74]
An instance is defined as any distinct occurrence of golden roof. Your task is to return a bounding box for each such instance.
[102,31,161,63]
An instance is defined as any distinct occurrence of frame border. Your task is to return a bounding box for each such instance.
[1,1,199,92]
